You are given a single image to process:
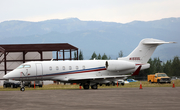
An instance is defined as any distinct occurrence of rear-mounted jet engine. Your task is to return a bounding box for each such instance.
[105,60,135,71]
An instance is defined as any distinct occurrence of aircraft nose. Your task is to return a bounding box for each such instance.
[3,75,8,79]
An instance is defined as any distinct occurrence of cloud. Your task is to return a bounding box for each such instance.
[0,0,180,23]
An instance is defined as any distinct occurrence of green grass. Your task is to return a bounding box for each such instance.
[0,80,180,91]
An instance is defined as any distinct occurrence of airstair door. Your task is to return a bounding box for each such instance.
[36,63,43,80]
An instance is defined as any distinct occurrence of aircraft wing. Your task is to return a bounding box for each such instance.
[68,65,141,81]
[68,75,130,81]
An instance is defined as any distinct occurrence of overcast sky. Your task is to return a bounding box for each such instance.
[1,0,180,23]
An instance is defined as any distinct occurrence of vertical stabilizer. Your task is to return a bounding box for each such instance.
[118,38,175,64]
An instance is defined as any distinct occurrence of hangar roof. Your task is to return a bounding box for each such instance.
[0,43,79,74]
[0,43,78,52]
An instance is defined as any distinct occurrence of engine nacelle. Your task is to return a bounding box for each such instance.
[105,60,135,71]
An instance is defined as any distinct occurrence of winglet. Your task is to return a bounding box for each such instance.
[131,65,142,76]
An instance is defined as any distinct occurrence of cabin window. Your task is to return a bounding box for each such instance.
[56,66,59,70]
[76,66,79,70]
[49,66,52,71]
[69,66,72,70]
[62,66,65,70]
[82,66,85,69]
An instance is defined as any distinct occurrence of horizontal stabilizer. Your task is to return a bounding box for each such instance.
[143,41,176,45]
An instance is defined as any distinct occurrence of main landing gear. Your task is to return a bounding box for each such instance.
[91,85,98,89]
[82,83,98,90]
[20,81,25,92]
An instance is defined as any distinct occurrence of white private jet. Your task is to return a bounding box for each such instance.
[3,38,174,91]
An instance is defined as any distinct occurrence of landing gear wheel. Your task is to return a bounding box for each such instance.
[83,85,89,89]
[3,84,6,88]
[20,81,25,92]
[20,87,25,92]
[91,85,98,89]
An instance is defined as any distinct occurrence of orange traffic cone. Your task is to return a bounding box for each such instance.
[79,86,81,89]
[139,82,142,89]
[172,81,175,88]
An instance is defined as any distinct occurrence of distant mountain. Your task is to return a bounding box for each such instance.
[0,17,179,61]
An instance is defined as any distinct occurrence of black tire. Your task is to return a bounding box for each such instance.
[20,87,25,92]
[121,83,124,86]
[91,85,98,89]
[3,84,6,88]
[157,79,160,84]
[39,85,42,87]
[83,85,89,89]
[149,80,152,83]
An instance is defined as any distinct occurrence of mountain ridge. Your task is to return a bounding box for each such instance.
[0,17,179,61]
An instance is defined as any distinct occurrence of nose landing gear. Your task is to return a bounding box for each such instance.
[20,81,25,92]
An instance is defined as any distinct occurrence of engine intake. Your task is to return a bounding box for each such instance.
[105,60,135,71]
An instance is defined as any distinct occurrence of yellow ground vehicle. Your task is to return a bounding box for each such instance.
[147,73,171,83]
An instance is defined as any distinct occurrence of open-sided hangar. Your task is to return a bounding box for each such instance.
[0,43,78,80]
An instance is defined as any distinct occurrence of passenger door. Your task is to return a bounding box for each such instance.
[36,63,43,80]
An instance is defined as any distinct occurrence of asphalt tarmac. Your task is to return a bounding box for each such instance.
[0,87,180,110]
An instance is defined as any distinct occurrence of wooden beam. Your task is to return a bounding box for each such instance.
[63,50,65,61]
[70,49,72,60]
[4,51,7,75]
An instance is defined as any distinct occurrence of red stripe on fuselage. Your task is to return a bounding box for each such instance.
[57,68,106,75]
[43,68,107,77]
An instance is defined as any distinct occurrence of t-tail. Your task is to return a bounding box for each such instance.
[118,38,175,64]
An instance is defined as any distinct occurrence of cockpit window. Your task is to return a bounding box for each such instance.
[17,65,24,69]
[17,65,31,69]
[24,65,31,68]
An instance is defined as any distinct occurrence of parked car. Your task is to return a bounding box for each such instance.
[3,80,21,88]
[24,81,43,87]
[126,79,137,82]
[112,80,125,86]
[147,73,171,83]
[171,76,177,80]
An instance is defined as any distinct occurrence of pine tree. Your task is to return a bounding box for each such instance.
[74,52,77,60]
[102,53,108,60]
[118,50,123,58]
[90,52,97,60]
[79,50,84,60]
[163,60,172,76]
[171,56,180,76]
[97,54,101,60]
